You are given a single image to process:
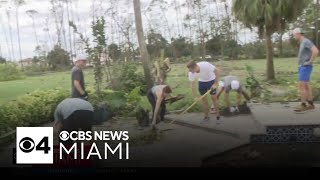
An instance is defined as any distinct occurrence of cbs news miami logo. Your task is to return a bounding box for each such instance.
[16,127,130,165]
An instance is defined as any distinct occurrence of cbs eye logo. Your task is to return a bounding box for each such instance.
[59,131,69,141]
[19,136,50,154]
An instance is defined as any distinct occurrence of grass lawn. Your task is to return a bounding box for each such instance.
[0,70,95,104]
[1,58,319,113]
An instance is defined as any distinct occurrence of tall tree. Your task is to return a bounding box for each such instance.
[133,0,153,89]
[64,0,73,57]
[233,0,311,80]
[0,0,12,60]
[26,9,39,47]
[6,9,15,60]
[14,0,25,66]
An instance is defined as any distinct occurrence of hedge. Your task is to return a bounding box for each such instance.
[0,88,69,136]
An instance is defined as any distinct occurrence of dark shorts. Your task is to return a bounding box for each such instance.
[147,89,166,122]
[298,65,313,82]
[198,80,216,95]
[61,110,94,145]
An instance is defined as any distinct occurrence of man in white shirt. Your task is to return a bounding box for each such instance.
[187,61,220,121]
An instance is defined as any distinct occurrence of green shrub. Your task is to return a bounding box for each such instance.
[111,62,146,93]
[0,63,25,82]
[0,88,69,136]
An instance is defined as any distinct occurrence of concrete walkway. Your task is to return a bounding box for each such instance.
[1,102,319,168]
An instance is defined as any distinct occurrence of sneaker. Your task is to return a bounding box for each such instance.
[306,105,315,112]
[201,116,210,123]
[294,105,308,113]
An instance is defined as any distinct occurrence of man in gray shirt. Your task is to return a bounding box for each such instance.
[54,98,94,145]
[292,28,319,113]
[71,55,88,99]
[217,75,250,112]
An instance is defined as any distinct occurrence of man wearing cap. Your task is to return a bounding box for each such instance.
[292,28,319,113]
[71,55,88,99]
[217,75,247,113]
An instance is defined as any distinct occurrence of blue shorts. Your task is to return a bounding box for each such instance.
[198,80,216,95]
[298,65,313,82]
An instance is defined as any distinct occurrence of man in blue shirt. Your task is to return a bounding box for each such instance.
[292,28,319,113]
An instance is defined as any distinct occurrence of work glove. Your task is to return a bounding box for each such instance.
[81,91,89,100]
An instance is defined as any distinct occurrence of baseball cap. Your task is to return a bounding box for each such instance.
[292,28,304,34]
[231,80,240,90]
[73,54,87,63]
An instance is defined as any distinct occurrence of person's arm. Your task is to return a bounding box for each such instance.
[73,69,86,96]
[310,46,319,63]
[217,87,224,99]
[212,67,220,88]
[190,81,197,98]
[304,41,319,65]
[74,80,85,95]
[152,91,164,125]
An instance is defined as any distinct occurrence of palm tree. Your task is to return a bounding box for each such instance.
[14,0,25,67]
[232,0,311,80]
[133,0,153,89]
[26,9,39,47]
[6,9,15,61]
[0,0,12,60]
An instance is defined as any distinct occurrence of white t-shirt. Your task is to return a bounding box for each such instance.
[188,62,216,82]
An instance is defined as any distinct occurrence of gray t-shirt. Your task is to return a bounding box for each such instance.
[71,66,85,98]
[298,38,315,65]
[221,75,242,93]
[54,98,94,124]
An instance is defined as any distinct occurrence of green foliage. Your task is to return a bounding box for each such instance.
[245,64,273,102]
[0,56,6,64]
[111,62,146,93]
[0,63,25,82]
[146,29,170,58]
[0,88,68,136]
[232,0,311,36]
[108,43,122,61]
[170,37,193,58]
[47,45,70,70]
[242,40,266,59]
[244,65,265,100]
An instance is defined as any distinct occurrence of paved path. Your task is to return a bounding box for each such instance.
[1,102,319,167]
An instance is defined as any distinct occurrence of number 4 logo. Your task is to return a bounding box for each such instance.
[36,137,51,154]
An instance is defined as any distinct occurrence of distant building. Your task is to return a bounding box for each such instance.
[19,58,33,67]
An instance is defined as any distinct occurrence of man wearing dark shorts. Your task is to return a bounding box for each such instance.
[187,61,220,121]
[292,28,319,113]
[54,98,94,145]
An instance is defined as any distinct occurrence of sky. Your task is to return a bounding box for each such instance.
[0,0,258,61]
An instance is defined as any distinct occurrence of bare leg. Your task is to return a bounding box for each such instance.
[237,92,242,107]
[224,92,230,110]
[211,94,220,118]
[306,83,313,102]
[300,81,307,104]
[202,96,209,117]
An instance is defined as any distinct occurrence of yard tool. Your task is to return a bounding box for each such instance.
[169,88,212,125]
[165,94,185,104]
